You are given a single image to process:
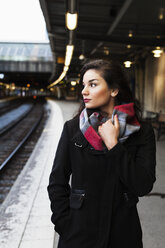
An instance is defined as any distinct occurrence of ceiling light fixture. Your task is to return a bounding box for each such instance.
[104,47,110,55]
[65,45,74,66]
[152,47,163,58]
[0,73,4,79]
[71,81,77,86]
[158,8,164,20]
[66,12,78,30]
[124,61,132,68]
[48,45,74,88]
[63,65,69,72]
[128,31,133,37]
[79,40,85,60]
[79,54,85,60]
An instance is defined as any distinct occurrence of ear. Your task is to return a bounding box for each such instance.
[110,89,119,97]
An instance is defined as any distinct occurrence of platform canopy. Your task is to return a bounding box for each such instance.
[0,42,53,62]
[0,42,53,88]
[39,0,165,84]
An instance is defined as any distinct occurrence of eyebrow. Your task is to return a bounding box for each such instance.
[83,79,98,84]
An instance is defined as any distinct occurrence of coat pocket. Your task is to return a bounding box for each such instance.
[123,192,139,207]
[70,189,85,209]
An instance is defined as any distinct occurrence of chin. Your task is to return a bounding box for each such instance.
[85,104,95,109]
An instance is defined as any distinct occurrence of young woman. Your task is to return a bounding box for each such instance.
[48,59,156,248]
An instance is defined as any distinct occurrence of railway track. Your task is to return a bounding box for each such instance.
[0,100,48,204]
[0,97,32,116]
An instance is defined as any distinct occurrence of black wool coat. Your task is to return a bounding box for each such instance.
[47,116,156,248]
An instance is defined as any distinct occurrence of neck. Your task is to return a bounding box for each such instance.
[99,100,115,118]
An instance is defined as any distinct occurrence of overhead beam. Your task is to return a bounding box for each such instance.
[39,0,56,54]
[90,0,133,55]
[107,0,133,36]
[39,0,51,31]
[77,34,165,47]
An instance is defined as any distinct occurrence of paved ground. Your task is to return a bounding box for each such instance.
[138,137,165,248]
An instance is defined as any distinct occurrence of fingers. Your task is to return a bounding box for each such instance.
[100,116,119,130]
[114,114,120,129]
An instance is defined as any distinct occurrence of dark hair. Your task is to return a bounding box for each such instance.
[78,59,142,120]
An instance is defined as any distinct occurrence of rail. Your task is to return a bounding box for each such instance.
[0,104,44,171]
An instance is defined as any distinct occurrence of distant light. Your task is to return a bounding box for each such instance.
[66,12,78,30]
[128,31,133,37]
[0,73,4,79]
[27,83,30,88]
[127,44,131,49]
[159,14,164,20]
[57,57,65,64]
[152,47,163,58]
[71,81,76,86]
[79,54,85,60]
[158,8,164,20]
[11,83,16,90]
[124,61,132,68]
[104,48,109,55]
[40,88,44,92]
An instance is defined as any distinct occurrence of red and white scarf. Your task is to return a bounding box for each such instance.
[79,103,140,151]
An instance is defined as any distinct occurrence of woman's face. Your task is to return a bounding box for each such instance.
[82,69,115,112]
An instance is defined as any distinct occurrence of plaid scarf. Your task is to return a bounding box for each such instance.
[79,103,140,151]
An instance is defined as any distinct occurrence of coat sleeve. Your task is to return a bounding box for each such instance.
[47,122,72,236]
[106,123,156,197]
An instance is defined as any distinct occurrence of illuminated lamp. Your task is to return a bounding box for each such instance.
[0,73,4,79]
[128,30,133,37]
[124,61,132,68]
[64,66,69,72]
[65,45,74,66]
[66,12,78,30]
[79,54,85,60]
[152,47,163,58]
[71,81,76,86]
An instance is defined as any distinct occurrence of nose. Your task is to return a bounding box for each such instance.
[81,85,88,96]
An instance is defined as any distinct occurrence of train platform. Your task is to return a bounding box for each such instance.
[0,104,33,132]
[0,99,165,248]
[0,96,19,103]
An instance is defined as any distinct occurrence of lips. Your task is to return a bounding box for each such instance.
[83,99,91,103]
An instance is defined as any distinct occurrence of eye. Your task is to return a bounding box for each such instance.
[90,83,97,87]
